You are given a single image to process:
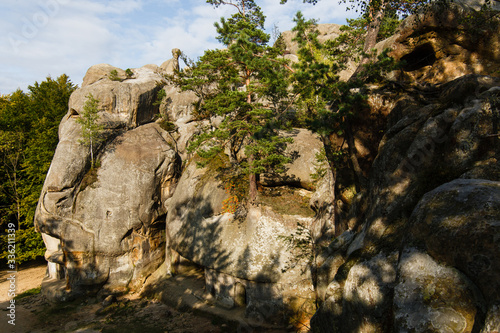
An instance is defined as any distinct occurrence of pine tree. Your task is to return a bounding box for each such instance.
[169,0,293,205]
[288,12,399,235]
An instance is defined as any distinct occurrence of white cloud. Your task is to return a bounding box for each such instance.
[0,0,356,94]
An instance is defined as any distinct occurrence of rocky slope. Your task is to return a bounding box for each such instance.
[34,2,499,332]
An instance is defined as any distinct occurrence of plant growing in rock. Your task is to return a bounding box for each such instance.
[125,68,134,78]
[287,12,400,241]
[76,93,104,169]
[109,69,122,81]
[168,0,294,205]
[279,222,318,274]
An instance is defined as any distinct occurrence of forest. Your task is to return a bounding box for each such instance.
[0,75,76,264]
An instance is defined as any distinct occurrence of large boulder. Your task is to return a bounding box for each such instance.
[311,73,500,332]
[377,1,500,84]
[35,63,184,300]
[407,179,500,306]
[69,64,164,129]
[36,124,180,298]
[394,248,480,333]
[163,155,315,321]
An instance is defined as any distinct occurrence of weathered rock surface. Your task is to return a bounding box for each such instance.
[163,157,315,320]
[311,73,500,332]
[34,3,500,330]
[377,1,500,84]
[37,123,180,298]
[394,248,480,333]
[160,48,181,73]
[35,63,181,299]
[261,128,325,190]
[281,23,357,80]
[70,64,164,129]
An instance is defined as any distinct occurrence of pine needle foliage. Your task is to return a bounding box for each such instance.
[0,75,76,264]
[168,0,294,204]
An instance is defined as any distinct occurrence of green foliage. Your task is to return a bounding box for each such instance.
[154,88,166,107]
[310,148,328,182]
[289,11,399,192]
[125,68,134,78]
[169,0,294,204]
[109,69,122,82]
[460,3,500,42]
[76,93,104,168]
[290,12,365,133]
[14,286,41,300]
[0,75,76,264]
[279,222,317,273]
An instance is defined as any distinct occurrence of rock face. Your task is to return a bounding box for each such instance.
[35,64,181,299]
[163,151,317,320]
[281,23,357,80]
[311,75,500,332]
[35,58,321,319]
[378,1,500,84]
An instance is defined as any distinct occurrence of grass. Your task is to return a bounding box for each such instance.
[259,186,315,217]
[79,164,100,191]
[14,287,41,300]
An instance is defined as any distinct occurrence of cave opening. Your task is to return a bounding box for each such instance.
[401,43,437,71]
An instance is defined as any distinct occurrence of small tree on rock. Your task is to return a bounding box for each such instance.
[76,93,103,169]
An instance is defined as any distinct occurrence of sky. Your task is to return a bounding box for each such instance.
[0,0,358,95]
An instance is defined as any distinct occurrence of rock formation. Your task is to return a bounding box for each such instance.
[35,64,180,300]
[34,1,500,331]
[310,3,500,331]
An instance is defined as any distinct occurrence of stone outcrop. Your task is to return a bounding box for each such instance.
[35,58,322,319]
[160,48,181,73]
[34,2,500,331]
[280,23,357,80]
[161,153,317,321]
[35,64,181,300]
[378,1,500,84]
[311,72,500,332]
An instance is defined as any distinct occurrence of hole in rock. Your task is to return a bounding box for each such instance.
[401,43,437,71]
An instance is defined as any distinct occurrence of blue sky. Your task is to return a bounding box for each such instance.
[0,0,357,94]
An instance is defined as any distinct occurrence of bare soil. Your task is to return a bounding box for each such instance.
[0,260,291,333]
[0,260,224,333]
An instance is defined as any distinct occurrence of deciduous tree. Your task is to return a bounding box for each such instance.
[76,93,103,169]
[0,75,76,264]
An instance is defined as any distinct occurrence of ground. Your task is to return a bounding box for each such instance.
[0,259,291,333]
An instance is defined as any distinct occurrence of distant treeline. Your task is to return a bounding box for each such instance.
[0,75,76,264]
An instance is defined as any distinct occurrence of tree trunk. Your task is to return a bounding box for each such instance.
[248,152,258,205]
[320,135,338,234]
[249,172,258,205]
[345,119,367,192]
[350,1,386,79]
[363,2,385,53]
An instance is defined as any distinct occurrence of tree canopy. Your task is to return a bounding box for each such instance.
[169,0,294,205]
[0,75,76,264]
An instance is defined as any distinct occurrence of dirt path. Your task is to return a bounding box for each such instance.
[0,259,46,303]
[0,260,290,333]
[0,260,226,333]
